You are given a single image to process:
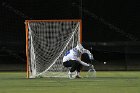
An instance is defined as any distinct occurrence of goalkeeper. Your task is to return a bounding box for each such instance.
[63,43,94,79]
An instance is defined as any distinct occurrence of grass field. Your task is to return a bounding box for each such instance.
[0,71,140,93]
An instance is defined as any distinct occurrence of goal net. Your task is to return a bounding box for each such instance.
[25,20,82,78]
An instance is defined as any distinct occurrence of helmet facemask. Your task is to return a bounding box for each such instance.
[76,43,84,53]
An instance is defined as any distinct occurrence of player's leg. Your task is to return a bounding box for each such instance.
[63,60,78,79]
[75,62,82,78]
[70,60,79,72]
[69,60,82,79]
[63,61,72,67]
[69,60,83,78]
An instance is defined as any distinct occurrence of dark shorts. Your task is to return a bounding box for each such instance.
[63,60,82,72]
[63,60,79,67]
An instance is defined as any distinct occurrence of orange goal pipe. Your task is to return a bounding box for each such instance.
[25,19,81,22]
[25,20,29,78]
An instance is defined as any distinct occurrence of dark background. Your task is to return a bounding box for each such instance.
[0,0,140,71]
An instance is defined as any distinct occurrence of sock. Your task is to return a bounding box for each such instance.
[68,71,72,75]
[76,71,80,76]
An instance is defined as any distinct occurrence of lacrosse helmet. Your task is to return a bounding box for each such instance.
[76,43,84,52]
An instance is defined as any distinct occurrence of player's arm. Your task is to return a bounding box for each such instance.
[72,56,90,67]
[82,49,94,60]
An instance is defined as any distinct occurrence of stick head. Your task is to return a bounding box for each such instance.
[86,65,96,78]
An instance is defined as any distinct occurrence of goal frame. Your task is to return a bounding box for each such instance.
[25,19,82,78]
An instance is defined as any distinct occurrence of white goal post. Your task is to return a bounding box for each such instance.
[25,20,82,78]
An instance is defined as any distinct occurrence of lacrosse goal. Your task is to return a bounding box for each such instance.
[25,20,82,78]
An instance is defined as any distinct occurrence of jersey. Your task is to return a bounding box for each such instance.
[63,47,80,62]
[63,46,93,67]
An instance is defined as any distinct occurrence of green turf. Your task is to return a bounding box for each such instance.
[0,71,140,93]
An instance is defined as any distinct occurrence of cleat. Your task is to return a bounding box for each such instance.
[75,75,81,78]
[68,73,73,79]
